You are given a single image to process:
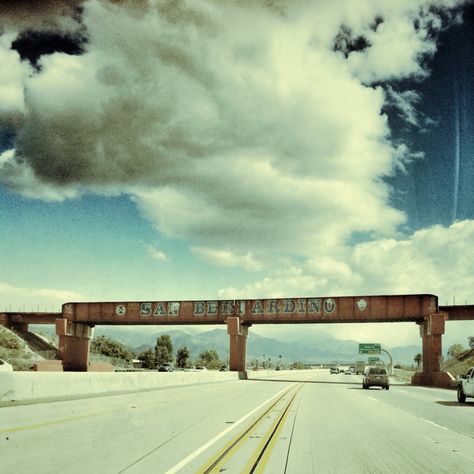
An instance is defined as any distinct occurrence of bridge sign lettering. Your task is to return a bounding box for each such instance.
[140,302,180,317]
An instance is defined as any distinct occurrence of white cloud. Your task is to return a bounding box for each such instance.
[219,220,474,305]
[192,247,263,271]
[223,220,474,347]
[0,34,29,115]
[0,8,454,186]
[0,1,470,288]
[0,149,14,165]
[350,220,474,302]
[145,244,167,262]
[0,148,80,201]
[334,0,463,82]
[0,1,83,34]
[0,281,84,312]
[386,86,421,127]
[346,13,436,82]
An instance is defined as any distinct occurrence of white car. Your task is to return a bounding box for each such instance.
[0,359,13,372]
[457,367,474,402]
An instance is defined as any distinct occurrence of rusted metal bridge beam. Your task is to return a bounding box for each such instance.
[439,305,474,321]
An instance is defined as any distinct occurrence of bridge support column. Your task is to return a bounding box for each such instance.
[56,319,93,371]
[227,317,249,372]
[412,313,453,388]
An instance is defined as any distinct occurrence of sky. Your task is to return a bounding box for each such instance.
[0,0,473,348]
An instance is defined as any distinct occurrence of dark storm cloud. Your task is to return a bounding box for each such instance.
[11,30,87,69]
[0,1,84,32]
[0,0,87,68]
[333,25,371,58]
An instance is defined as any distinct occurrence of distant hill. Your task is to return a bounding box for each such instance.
[89,326,421,366]
[29,324,422,365]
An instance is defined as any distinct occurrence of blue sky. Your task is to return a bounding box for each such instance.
[386,5,474,230]
[0,1,473,347]
[0,190,254,302]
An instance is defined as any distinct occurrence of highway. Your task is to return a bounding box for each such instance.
[1,370,473,473]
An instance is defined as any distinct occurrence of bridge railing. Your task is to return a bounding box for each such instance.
[0,304,63,313]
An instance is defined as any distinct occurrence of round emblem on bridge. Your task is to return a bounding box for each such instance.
[357,299,367,311]
[115,304,126,316]
[323,298,336,314]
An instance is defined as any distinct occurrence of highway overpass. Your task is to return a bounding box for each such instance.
[1,295,473,387]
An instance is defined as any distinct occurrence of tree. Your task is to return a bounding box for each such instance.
[138,348,156,369]
[155,335,173,366]
[90,335,133,363]
[199,349,221,369]
[414,353,422,369]
[291,361,305,370]
[447,344,464,359]
[176,346,190,368]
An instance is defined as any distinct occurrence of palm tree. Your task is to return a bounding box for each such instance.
[414,353,422,369]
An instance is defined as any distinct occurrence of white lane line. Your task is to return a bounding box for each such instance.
[164,383,296,474]
[421,418,448,431]
[368,397,379,403]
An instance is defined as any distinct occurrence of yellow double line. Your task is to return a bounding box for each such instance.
[0,412,98,435]
[0,399,167,435]
[197,383,302,473]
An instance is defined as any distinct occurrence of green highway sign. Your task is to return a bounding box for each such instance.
[368,356,380,362]
[359,343,381,355]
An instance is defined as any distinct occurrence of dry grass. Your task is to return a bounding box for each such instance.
[442,353,474,379]
[392,368,415,383]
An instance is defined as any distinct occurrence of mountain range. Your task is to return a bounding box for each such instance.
[88,326,421,366]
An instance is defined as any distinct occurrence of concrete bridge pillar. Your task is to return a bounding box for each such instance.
[227,317,250,372]
[412,313,453,387]
[56,319,93,371]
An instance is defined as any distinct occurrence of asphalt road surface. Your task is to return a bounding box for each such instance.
[1,370,473,473]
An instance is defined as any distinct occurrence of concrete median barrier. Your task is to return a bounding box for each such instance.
[0,370,242,404]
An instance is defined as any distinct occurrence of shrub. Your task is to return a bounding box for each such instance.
[0,328,23,350]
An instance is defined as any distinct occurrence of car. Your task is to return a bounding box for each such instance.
[157,363,174,372]
[195,365,207,371]
[0,359,13,372]
[329,367,339,374]
[344,369,352,375]
[363,367,389,390]
[219,365,228,371]
[457,367,474,403]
